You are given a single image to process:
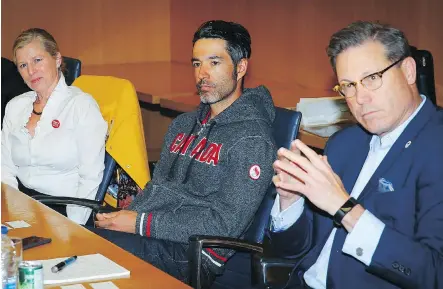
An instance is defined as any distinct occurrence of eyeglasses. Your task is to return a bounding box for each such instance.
[333,58,404,98]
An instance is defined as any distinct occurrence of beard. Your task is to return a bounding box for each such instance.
[197,69,238,105]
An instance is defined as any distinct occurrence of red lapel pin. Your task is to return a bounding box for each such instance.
[52,120,60,128]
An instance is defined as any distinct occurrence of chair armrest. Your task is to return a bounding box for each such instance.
[32,196,120,213]
[97,205,121,213]
[189,235,263,252]
[188,235,263,289]
[252,255,298,289]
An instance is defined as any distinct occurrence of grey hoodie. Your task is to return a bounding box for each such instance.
[129,85,276,273]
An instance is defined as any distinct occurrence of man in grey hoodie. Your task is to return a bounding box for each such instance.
[92,20,276,286]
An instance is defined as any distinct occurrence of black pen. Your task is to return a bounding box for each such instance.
[51,256,77,273]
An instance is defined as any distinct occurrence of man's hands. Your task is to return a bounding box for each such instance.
[95,210,138,233]
[273,139,349,216]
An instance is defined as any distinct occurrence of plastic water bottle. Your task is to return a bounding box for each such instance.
[1,226,16,289]
[1,226,12,289]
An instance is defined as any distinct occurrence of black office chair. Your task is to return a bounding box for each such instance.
[33,152,117,214]
[188,107,302,289]
[410,46,437,106]
[62,56,82,86]
[1,57,31,125]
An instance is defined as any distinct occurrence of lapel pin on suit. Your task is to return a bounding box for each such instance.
[405,141,412,148]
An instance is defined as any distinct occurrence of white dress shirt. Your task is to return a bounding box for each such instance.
[1,74,107,225]
[271,95,426,289]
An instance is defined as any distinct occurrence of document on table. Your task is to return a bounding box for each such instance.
[5,220,31,228]
[35,254,130,285]
[296,96,355,127]
[302,122,354,138]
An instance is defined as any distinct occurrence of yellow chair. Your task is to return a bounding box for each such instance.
[73,75,151,193]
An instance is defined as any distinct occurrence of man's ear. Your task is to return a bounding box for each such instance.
[401,56,416,85]
[236,58,248,81]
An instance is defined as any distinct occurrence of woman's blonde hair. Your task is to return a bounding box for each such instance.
[12,28,64,72]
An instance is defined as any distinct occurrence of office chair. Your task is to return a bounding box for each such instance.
[33,152,118,213]
[410,46,437,106]
[33,75,151,214]
[62,56,82,86]
[188,107,302,289]
[1,57,31,125]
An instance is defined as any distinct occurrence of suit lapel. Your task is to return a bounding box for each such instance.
[358,99,436,201]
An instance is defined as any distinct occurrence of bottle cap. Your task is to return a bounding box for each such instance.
[1,225,8,235]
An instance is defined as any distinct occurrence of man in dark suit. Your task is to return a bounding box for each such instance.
[1,57,30,125]
[270,21,443,289]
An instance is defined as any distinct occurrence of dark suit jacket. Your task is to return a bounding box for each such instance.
[268,99,443,289]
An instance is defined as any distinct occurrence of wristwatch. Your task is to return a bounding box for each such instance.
[333,197,358,227]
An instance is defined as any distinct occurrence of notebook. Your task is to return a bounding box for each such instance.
[36,254,130,285]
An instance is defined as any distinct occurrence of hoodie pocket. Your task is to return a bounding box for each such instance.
[148,184,185,213]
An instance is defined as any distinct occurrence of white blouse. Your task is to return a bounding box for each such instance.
[1,75,107,225]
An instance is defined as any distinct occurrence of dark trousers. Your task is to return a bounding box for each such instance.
[87,227,215,288]
[17,178,67,216]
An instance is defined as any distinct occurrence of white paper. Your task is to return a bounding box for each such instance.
[296,97,355,127]
[90,281,120,289]
[61,285,87,289]
[302,123,353,138]
[35,254,130,285]
[5,220,31,228]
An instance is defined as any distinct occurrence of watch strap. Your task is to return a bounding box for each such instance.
[333,197,358,227]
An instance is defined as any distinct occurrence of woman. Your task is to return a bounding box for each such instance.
[1,28,107,225]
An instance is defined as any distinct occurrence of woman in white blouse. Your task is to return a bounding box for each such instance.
[1,28,107,225]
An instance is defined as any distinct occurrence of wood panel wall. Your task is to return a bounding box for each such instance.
[3,0,442,104]
[170,0,443,104]
[2,0,171,65]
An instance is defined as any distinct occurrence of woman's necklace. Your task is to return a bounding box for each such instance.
[33,97,43,115]
[32,109,42,116]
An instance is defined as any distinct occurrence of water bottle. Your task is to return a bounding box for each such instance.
[1,226,16,289]
[1,226,12,289]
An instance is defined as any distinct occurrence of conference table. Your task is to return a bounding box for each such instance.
[83,61,330,149]
[1,183,191,289]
